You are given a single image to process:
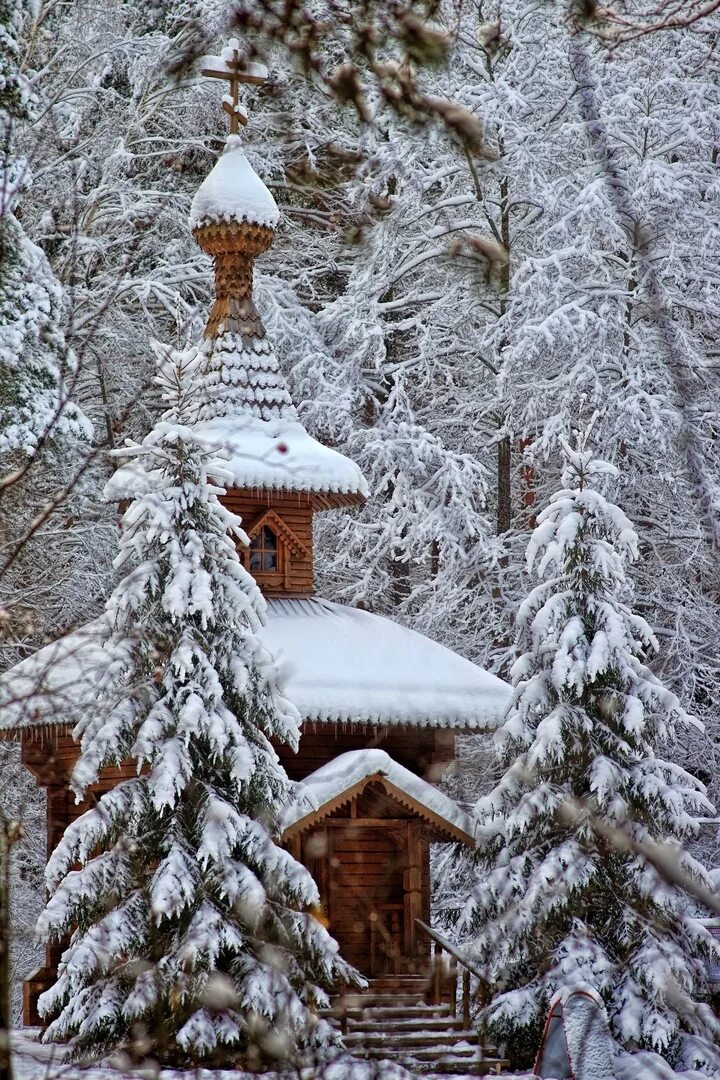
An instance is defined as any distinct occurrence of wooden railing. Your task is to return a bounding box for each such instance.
[415,918,489,1035]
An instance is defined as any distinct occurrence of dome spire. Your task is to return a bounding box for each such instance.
[188,41,366,503]
[192,40,291,421]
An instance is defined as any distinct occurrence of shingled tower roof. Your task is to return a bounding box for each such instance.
[191,137,295,423]
[190,43,366,498]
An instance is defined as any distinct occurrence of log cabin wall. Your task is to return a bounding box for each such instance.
[274,724,456,783]
[221,489,314,596]
[24,723,456,796]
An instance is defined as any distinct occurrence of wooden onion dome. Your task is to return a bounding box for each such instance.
[193,217,274,342]
[187,49,367,596]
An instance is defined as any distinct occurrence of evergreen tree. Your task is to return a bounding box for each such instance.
[0,0,99,1024]
[37,344,357,1068]
[0,0,90,461]
[447,436,720,1071]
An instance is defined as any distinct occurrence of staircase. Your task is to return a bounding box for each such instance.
[325,975,510,1076]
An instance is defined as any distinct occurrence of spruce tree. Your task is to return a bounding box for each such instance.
[37,343,357,1068]
[447,436,720,1071]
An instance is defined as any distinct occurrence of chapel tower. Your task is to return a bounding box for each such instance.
[188,42,366,597]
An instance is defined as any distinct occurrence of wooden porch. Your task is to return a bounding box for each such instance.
[282,767,474,979]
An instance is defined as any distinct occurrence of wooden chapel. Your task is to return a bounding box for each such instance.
[0,43,510,1025]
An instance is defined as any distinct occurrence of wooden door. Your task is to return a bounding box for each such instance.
[323,825,406,976]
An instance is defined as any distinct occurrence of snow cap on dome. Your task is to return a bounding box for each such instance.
[190,135,280,230]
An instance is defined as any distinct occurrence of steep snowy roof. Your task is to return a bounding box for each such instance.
[281,749,475,842]
[0,600,509,733]
[263,597,510,728]
[0,621,112,732]
[193,416,368,497]
[190,136,280,230]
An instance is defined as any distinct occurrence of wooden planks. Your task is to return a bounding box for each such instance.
[323,824,405,975]
[275,725,452,781]
[299,782,434,976]
[222,490,315,595]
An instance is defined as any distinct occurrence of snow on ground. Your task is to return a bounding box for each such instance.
[12,1032,415,1080]
[12,1033,716,1080]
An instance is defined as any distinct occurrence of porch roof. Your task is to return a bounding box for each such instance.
[280,749,476,845]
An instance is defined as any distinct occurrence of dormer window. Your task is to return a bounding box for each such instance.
[242,508,312,594]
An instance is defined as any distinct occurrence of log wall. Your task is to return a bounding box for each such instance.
[274,724,455,782]
[221,489,315,595]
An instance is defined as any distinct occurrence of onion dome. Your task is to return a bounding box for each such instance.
[189,69,367,499]
[190,134,280,231]
[190,136,293,421]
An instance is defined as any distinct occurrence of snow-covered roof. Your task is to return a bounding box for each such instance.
[263,597,510,729]
[193,417,368,497]
[0,621,113,733]
[190,135,279,230]
[0,599,509,734]
[281,749,475,842]
[199,333,297,423]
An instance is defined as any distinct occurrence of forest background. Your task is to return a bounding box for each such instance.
[2,0,720,1023]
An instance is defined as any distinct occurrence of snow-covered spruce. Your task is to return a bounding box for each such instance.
[445,438,720,1071]
[37,343,359,1067]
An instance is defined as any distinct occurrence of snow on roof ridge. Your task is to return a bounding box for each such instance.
[281,748,475,838]
[190,135,280,231]
[264,596,510,728]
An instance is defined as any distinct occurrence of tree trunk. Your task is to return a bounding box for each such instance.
[496,436,512,535]
[0,827,13,1080]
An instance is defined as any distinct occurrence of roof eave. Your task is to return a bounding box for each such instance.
[281,771,474,845]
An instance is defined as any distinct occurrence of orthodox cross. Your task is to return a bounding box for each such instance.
[201,38,268,134]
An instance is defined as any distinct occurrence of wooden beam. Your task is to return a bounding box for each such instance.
[405,821,423,957]
[323,818,410,828]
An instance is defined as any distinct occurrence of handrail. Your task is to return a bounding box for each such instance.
[415,918,489,1036]
[415,918,485,981]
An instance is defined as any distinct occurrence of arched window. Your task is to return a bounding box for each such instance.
[249,525,278,573]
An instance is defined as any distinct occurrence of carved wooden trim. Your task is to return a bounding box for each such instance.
[246,508,311,559]
[281,772,474,845]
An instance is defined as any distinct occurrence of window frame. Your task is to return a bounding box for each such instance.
[244,522,286,589]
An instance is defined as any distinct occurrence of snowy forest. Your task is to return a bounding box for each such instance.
[2,0,720,1078]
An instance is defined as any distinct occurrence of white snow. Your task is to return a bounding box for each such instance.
[11,1031,415,1079]
[190,136,280,230]
[264,597,511,729]
[0,598,510,732]
[0,620,114,730]
[281,748,475,838]
[193,415,368,496]
[200,53,269,82]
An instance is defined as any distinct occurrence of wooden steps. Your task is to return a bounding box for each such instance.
[325,976,510,1076]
